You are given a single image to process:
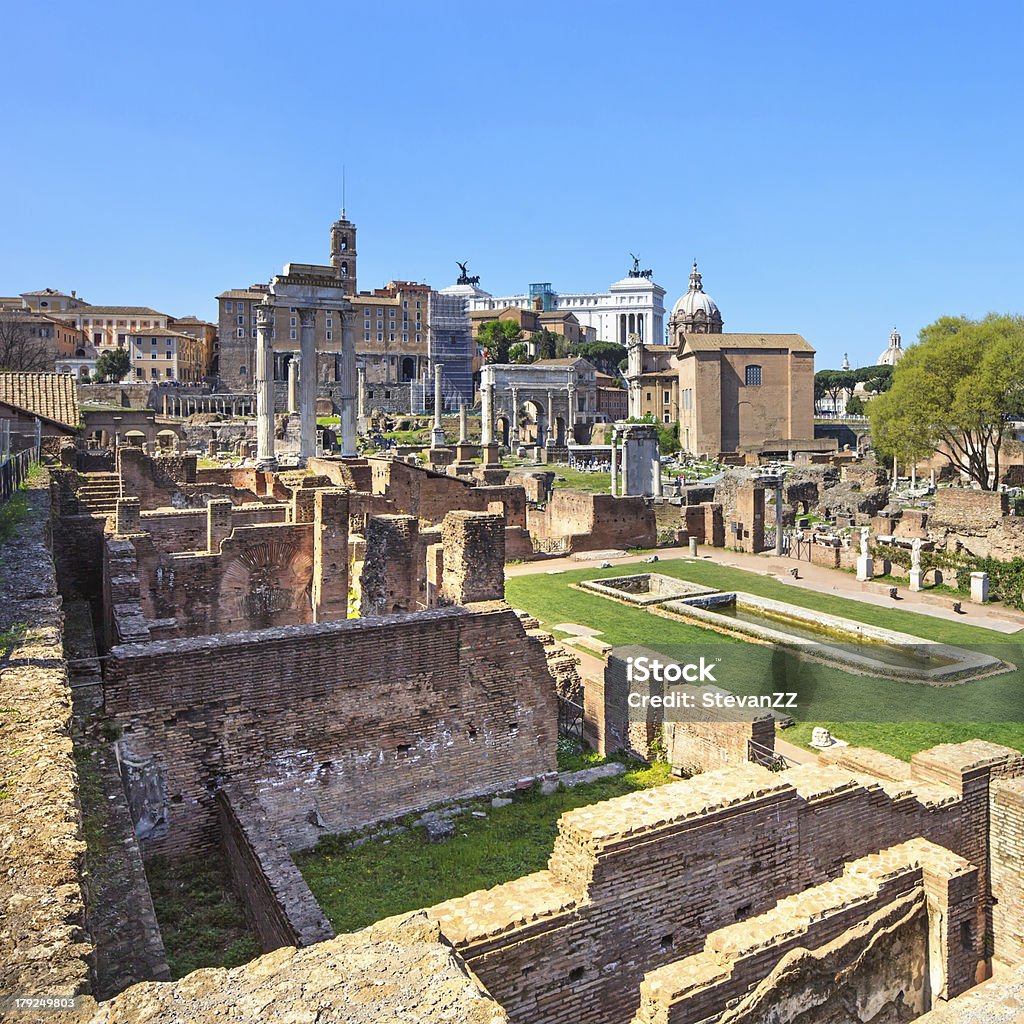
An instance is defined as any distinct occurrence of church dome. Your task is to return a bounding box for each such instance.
[876,327,904,366]
[669,261,723,333]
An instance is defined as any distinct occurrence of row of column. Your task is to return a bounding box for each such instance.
[618,312,648,344]
[255,302,357,467]
[162,395,254,417]
[479,383,576,448]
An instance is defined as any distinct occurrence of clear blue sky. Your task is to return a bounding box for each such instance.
[3,0,1022,369]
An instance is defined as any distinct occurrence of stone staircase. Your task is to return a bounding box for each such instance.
[74,472,121,515]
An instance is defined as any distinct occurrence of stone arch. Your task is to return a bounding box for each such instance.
[400,356,415,382]
[523,399,544,445]
[156,429,178,451]
[495,415,510,447]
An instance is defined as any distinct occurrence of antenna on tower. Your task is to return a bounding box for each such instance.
[342,165,346,219]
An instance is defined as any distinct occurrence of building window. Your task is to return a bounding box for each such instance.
[237,328,244,337]
[237,315,244,326]
[416,333,421,343]
[745,365,762,386]
[664,412,671,423]
[225,301,233,311]
[377,332,383,342]
[135,368,144,378]
[663,390,670,404]
[364,320,371,329]
[290,317,296,327]
[364,332,370,341]
[290,329,297,341]
[402,333,408,343]
[326,330,333,341]
[377,320,383,330]
[646,391,652,402]
[389,333,394,342]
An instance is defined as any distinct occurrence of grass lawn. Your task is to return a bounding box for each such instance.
[550,467,612,493]
[295,758,672,934]
[145,853,259,977]
[505,559,1024,761]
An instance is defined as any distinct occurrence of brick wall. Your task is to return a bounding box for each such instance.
[932,489,1009,532]
[104,603,558,856]
[216,784,334,952]
[425,747,1020,1024]
[528,492,656,553]
[990,776,1024,966]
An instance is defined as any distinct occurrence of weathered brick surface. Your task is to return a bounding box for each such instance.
[104,603,558,856]
[423,746,1023,1024]
[528,491,656,553]
[990,776,1024,966]
[442,511,505,604]
[216,783,334,952]
[633,839,976,1023]
[932,489,1009,531]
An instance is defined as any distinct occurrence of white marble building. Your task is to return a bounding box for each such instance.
[467,262,667,346]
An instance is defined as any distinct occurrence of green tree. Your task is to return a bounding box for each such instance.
[854,364,894,394]
[529,330,570,361]
[814,369,856,414]
[508,342,531,364]
[478,320,522,364]
[575,341,628,377]
[869,314,1024,489]
[844,394,866,416]
[94,347,132,383]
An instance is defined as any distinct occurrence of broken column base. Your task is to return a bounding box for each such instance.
[481,443,501,466]
[856,555,874,582]
[909,568,923,592]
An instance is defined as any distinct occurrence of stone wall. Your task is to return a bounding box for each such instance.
[932,488,1009,532]
[632,839,977,1023]
[0,479,92,999]
[216,783,334,952]
[425,747,1021,1024]
[990,776,1024,966]
[117,447,197,508]
[104,602,558,856]
[442,511,505,604]
[527,491,656,553]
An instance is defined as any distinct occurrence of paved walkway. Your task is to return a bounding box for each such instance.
[507,545,1024,634]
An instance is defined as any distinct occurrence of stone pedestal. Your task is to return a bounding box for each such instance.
[856,555,874,582]
[909,568,924,592]
[688,537,698,557]
[454,442,477,463]
[481,442,500,466]
[970,571,989,604]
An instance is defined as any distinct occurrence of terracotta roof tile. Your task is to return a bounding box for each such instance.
[0,372,80,429]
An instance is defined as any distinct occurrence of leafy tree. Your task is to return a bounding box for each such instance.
[477,320,522,364]
[625,414,679,455]
[844,394,866,416]
[855,364,894,394]
[575,341,627,377]
[529,330,570,361]
[94,347,132,383]
[869,314,1024,489]
[814,369,856,413]
[508,342,531,364]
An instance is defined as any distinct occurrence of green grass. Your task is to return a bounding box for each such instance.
[0,489,30,545]
[505,559,1024,760]
[550,467,612,493]
[295,759,672,934]
[145,853,260,978]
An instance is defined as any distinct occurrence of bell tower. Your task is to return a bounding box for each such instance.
[329,211,357,297]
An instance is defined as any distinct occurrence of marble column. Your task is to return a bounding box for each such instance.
[287,352,300,414]
[339,314,357,457]
[255,302,276,468]
[546,389,555,448]
[431,363,445,447]
[458,403,468,443]
[299,309,317,460]
[481,382,493,446]
[610,428,618,496]
[566,384,576,446]
[356,363,367,434]
[510,386,520,447]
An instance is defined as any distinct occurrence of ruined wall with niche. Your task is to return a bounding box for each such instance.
[104,602,558,856]
[423,746,1022,1024]
[528,491,656,553]
[632,839,977,1024]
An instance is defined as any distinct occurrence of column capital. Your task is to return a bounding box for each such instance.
[255,303,274,330]
[299,308,316,328]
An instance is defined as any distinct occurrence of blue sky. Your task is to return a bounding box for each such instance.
[2,0,1022,369]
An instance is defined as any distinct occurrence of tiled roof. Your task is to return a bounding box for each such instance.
[217,289,267,301]
[679,333,815,354]
[0,372,80,429]
[68,306,167,317]
[170,316,215,327]
[128,327,197,341]
[20,288,73,297]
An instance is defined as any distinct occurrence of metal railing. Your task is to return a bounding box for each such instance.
[748,738,793,772]
[0,447,37,507]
